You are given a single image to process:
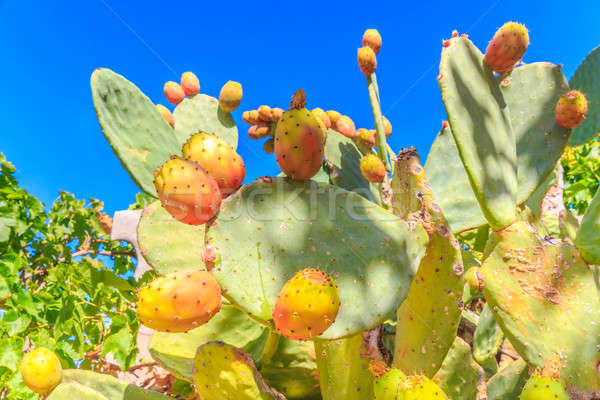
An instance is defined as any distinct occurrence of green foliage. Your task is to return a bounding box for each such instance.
[0,153,142,399]
[561,137,600,215]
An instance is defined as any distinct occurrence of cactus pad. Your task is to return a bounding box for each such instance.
[574,187,600,264]
[137,201,205,275]
[192,341,285,400]
[486,359,529,400]
[480,221,600,391]
[568,45,600,146]
[433,338,481,400]
[439,37,517,230]
[149,304,268,380]
[314,334,374,400]
[206,177,428,339]
[472,304,503,364]
[501,63,570,204]
[47,383,106,400]
[91,68,180,197]
[173,94,238,149]
[324,130,379,202]
[424,125,485,233]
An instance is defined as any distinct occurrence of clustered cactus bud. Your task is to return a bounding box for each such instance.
[362,28,382,54]
[358,46,377,75]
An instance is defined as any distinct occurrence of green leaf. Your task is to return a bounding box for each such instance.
[101,328,136,370]
[0,337,24,372]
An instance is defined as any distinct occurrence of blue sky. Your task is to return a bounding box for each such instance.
[1,1,599,215]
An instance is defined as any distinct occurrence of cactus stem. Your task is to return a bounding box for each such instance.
[260,329,281,367]
[366,73,391,172]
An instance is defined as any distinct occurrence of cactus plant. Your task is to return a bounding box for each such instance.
[34,21,599,400]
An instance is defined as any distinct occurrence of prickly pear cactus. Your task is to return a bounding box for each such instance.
[205,177,428,339]
[568,45,600,145]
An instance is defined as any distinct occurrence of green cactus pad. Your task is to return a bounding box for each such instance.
[486,359,529,400]
[480,221,600,391]
[173,94,238,150]
[574,187,600,264]
[324,130,379,202]
[314,335,374,400]
[47,383,107,400]
[472,304,503,364]
[91,68,180,197]
[439,37,517,230]
[568,45,600,146]
[137,201,205,274]
[501,63,570,204]
[59,369,171,400]
[424,125,485,233]
[261,338,320,400]
[149,304,268,381]
[520,375,569,400]
[192,341,285,400]
[392,149,464,377]
[206,177,428,339]
[433,338,482,400]
[373,368,406,400]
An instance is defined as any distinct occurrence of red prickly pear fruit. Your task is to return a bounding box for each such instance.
[484,22,529,74]
[326,110,342,125]
[312,107,332,129]
[382,116,392,138]
[156,104,174,127]
[219,80,243,113]
[356,128,376,148]
[400,375,449,399]
[555,90,588,129]
[362,29,382,54]
[263,138,275,154]
[358,46,377,75]
[272,268,340,341]
[258,105,273,122]
[182,132,245,198]
[274,89,326,180]
[164,81,185,105]
[153,157,221,225]
[360,154,386,183]
[138,270,222,333]
[520,375,568,400]
[181,72,200,97]
[20,348,62,395]
[335,115,357,139]
[271,107,284,122]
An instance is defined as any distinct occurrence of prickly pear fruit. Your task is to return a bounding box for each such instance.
[181,72,200,96]
[156,104,174,127]
[218,80,243,113]
[271,107,284,121]
[263,138,275,154]
[20,347,62,395]
[274,89,326,180]
[484,22,529,74]
[370,361,406,400]
[360,154,386,183]
[272,267,340,341]
[400,375,448,399]
[520,375,568,400]
[363,29,382,54]
[138,270,222,332]
[326,110,342,125]
[248,122,272,139]
[243,109,260,125]
[358,46,377,75]
[164,81,185,105]
[182,132,245,198]
[383,116,392,138]
[335,115,357,138]
[555,90,588,129]
[153,157,221,225]
[356,128,376,148]
[312,107,332,129]
[258,105,273,121]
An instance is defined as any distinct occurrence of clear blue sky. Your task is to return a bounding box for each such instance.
[1,1,599,215]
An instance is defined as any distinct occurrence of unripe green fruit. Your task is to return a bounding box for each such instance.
[400,375,448,399]
[20,347,62,395]
[520,375,568,400]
